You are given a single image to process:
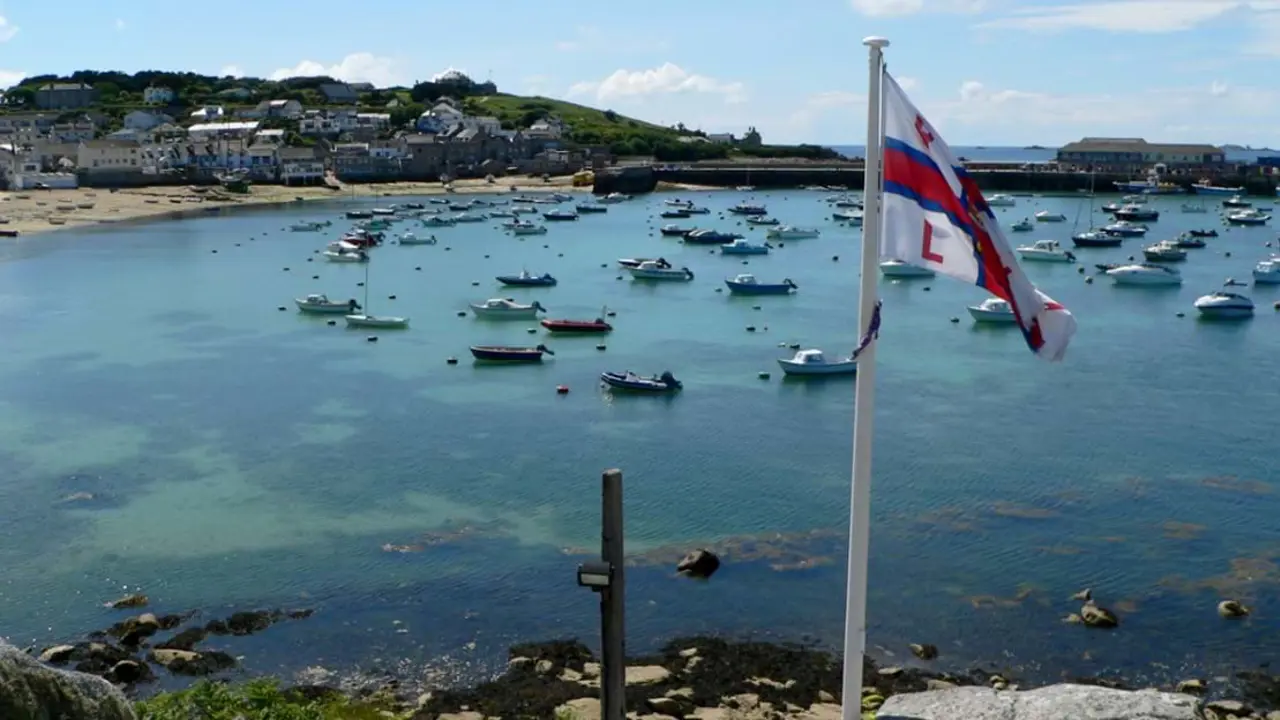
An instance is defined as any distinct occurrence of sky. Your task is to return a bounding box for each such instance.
[1,0,1278,147]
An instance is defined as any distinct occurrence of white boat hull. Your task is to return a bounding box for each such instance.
[324,252,367,263]
[1017,249,1073,262]
[1253,270,1280,284]
[629,268,692,280]
[398,237,435,245]
[511,226,548,235]
[1107,272,1181,286]
[296,301,352,314]
[470,305,539,319]
[345,314,409,329]
[968,307,1018,323]
[767,230,821,240]
[777,358,857,375]
[880,263,935,278]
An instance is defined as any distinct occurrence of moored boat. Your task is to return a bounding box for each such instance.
[496,270,557,287]
[290,220,332,232]
[765,226,820,240]
[1226,209,1271,225]
[541,316,613,333]
[719,239,770,255]
[660,209,692,219]
[423,216,456,227]
[724,274,796,295]
[1103,220,1148,237]
[629,261,694,280]
[985,194,1017,207]
[1253,258,1280,284]
[1106,263,1182,286]
[1187,228,1218,237]
[1194,291,1254,319]
[1016,239,1075,262]
[469,298,546,319]
[1192,182,1244,196]
[746,216,780,226]
[879,259,935,278]
[505,219,548,235]
[345,313,409,329]
[470,344,554,362]
[967,297,1018,323]
[1170,233,1205,249]
[323,249,369,263]
[660,224,694,236]
[1142,240,1187,262]
[684,229,743,245]
[397,231,436,245]
[1222,195,1252,208]
[1071,229,1123,247]
[576,203,608,214]
[1113,204,1159,221]
[452,212,486,223]
[776,348,857,376]
[1034,210,1067,222]
[728,202,767,216]
[832,210,864,224]
[616,257,652,269]
[295,294,359,314]
[600,370,682,392]
[1010,218,1034,232]
[345,210,373,219]
[543,209,579,221]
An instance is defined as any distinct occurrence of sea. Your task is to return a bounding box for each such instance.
[1,190,1278,692]
[829,145,1276,165]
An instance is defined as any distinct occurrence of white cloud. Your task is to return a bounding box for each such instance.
[567,63,747,104]
[977,0,1243,33]
[849,0,986,15]
[0,15,17,42]
[220,65,244,78]
[1210,80,1230,96]
[114,18,126,31]
[271,53,406,87]
[0,69,25,88]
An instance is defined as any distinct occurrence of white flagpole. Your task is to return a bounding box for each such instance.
[841,35,888,720]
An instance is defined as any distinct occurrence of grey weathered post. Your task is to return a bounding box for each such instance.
[601,468,626,720]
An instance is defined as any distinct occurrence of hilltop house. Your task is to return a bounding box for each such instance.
[35,83,98,110]
[187,121,260,142]
[249,99,304,119]
[524,117,564,141]
[143,85,175,104]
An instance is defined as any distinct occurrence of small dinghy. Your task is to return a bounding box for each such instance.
[968,297,1018,323]
[423,216,456,227]
[1034,211,1067,222]
[296,294,359,314]
[505,220,548,235]
[470,344,554,362]
[600,370,682,392]
[720,239,770,255]
[324,250,369,263]
[452,212,486,223]
[1010,218,1034,232]
[724,274,797,295]
[629,260,694,281]
[777,348,857,376]
[1171,233,1205,249]
[469,298,546,319]
[683,229,743,245]
[496,270,557,287]
[345,313,409,329]
[746,216,780,226]
[397,232,436,245]
[541,313,613,333]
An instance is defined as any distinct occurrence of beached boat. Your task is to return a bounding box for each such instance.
[968,297,1018,323]
[295,294,359,314]
[728,202,768,216]
[600,370,682,392]
[879,259,935,278]
[470,344,554,362]
[776,348,857,376]
[629,261,694,281]
[684,229,743,245]
[724,274,796,295]
[720,239,770,255]
[766,226,820,240]
[469,298,546,319]
[746,216,780,226]
[543,209,579,221]
[660,224,694,236]
[496,270,557,287]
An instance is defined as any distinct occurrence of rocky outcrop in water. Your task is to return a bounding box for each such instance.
[0,640,137,720]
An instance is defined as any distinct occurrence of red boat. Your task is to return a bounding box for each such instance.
[540,318,613,333]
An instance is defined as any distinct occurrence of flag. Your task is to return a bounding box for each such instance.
[850,301,882,360]
[878,73,1077,361]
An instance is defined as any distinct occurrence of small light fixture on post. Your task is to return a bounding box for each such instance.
[577,561,612,591]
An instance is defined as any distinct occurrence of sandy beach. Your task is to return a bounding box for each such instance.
[0,176,589,237]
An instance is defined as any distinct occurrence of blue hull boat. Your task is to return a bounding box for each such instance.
[600,370,682,392]
[496,273,557,287]
[724,275,797,295]
[470,344,554,362]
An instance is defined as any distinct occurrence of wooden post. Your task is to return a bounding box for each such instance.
[601,468,626,720]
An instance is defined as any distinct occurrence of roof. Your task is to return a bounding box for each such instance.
[279,146,319,160]
[39,83,93,91]
[268,99,294,108]
[82,139,140,149]
[1059,137,1223,154]
[403,133,438,145]
[188,121,261,132]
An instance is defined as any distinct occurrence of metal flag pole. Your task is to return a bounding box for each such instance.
[840,35,888,720]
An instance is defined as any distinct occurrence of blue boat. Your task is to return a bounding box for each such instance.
[543,209,579,221]
[683,229,743,245]
[600,370,682,392]
[496,270,557,287]
[470,344,554,362]
[1192,182,1244,196]
[719,239,770,255]
[724,274,797,295]
[727,202,768,216]
[746,216,779,226]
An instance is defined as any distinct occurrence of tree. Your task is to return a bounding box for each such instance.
[4,86,35,106]
[603,110,618,122]
[389,102,425,129]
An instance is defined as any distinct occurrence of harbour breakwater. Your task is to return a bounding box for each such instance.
[594,164,1280,197]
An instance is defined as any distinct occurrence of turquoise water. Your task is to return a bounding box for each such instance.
[2,190,1279,686]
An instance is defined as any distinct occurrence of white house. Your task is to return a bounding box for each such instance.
[143,86,175,104]
[525,117,564,141]
[279,146,325,185]
[51,121,96,143]
[355,113,391,131]
[707,133,735,144]
[123,110,174,131]
[187,121,260,141]
[249,99,303,119]
[190,105,225,121]
[253,128,286,145]
[427,101,463,127]
[460,115,502,134]
[299,109,360,137]
[77,139,142,171]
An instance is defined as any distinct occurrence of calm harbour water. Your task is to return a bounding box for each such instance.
[1,189,1279,689]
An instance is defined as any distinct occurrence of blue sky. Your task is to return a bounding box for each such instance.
[1,0,1278,146]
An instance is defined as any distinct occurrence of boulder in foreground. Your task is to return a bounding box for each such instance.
[0,641,136,720]
[876,683,1198,720]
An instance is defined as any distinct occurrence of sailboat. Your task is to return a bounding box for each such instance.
[1071,172,1121,248]
[345,260,410,329]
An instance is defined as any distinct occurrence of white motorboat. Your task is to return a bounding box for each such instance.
[720,239,770,255]
[345,313,409,329]
[1253,259,1280,284]
[1010,218,1034,232]
[599,192,631,204]
[1113,204,1160,221]
[423,216,456,227]
[452,212,486,223]
[1222,195,1252,208]
[295,293,358,314]
[665,198,694,207]
[766,226,821,240]
[683,206,711,215]
[832,210,864,224]
[833,199,863,209]
[1016,239,1075,263]
[1102,220,1148,237]
[1194,291,1254,319]
[776,348,857,376]
[469,298,546,319]
[290,220,331,232]
[487,210,516,219]
[629,261,695,280]
[1105,264,1182,286]
[1142,240,1187,262]
[323,250,369,263]
[967,297,1018,323]
[1121,194,1149,203]
[986,194,1017,207]
[1034,210,1067,222]
[505,220,548,235]
[397,232,435,245]
[511,204,538,214]
[326,240,362,253]
[1180,203,1208,214]
[879,259,935,278]
[1226,209,1272,226]
[616,258,653,269]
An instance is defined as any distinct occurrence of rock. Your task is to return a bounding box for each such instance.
[648,696,686,714]
[555,697,600,720]
[818,690,837,703]
[147,648,237,676]
[0,640,137,719]
[1267,711,1280,720]
[105,594,148,609]
[507,656,531,668]
[875,684,1198,720]
[105,660,153,685]
[582,661,600,678]
[559,667,583,683]
[1080,603,1119,628]
[1218,599,1250,618]
[878,666,904,677]
[1174,678,1205,694]
[676,549,721,578]
[679,647,699,658]
[67,642,132,675]
[1062,613,1083,624]
[1205,699,1250,715]
[625,665,670,685]
[926,679,958,691]
[38,645,76,665]
[206,609,281,636]
[909,643,939,660]
[154,627,209,651]
[534,659,554,674]
[1070,588,1092,602]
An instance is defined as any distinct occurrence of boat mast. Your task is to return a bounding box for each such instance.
[363,259,370,313]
